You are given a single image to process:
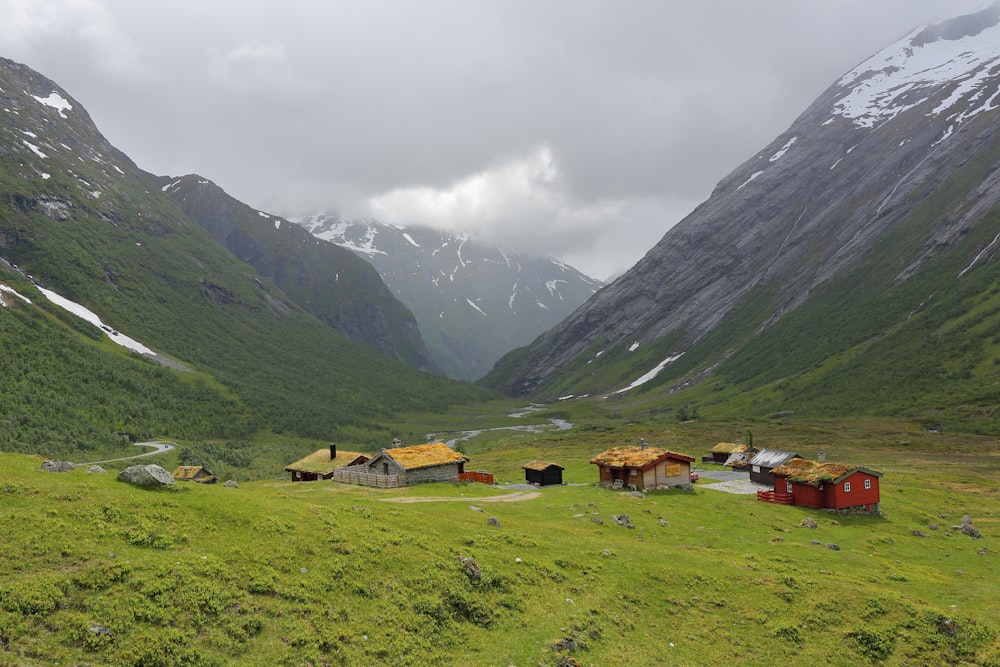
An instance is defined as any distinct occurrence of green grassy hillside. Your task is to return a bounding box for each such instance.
[1,417,996,666]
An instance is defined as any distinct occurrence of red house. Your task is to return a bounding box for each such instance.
[762,458,882,514]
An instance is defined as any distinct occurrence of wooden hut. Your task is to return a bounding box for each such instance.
[747,449,799,486]
[709,442,747,464]
[284,444,368,482]
[763,458,882,513]
[362,442,467,485]
[523,461,564,486]
[171,465,216,483]
[590,446,695,491]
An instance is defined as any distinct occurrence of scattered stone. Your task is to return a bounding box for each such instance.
[117,464,175,487]
[600,549,616,558]
[469,505,485,513]
[951,517,983,539]
[86,465,105,474]
[629,491,645,498]
[928,523,939,530]
[799,517,818,529]
[564,598,574,604]
[590,517,603,525]
[87,624,112,637]
[658,518,669,527]
[978,548,989,556]
[830,520,841,525]
[611,514,632,527]
[223,480,238,488]
[809,540,822,545]
[554,637,578,652]
[826,543,841,551]
[557,655,583,667]
[911,530,929,538]
[41,460,75,473]
[514,557,522,564]
[487,516,502,528]
[458,556,481,582]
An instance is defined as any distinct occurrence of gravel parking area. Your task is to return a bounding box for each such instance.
[700,479,771,494]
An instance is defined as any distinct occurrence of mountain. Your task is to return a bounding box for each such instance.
[158,176,438,373]
[292,216,603,380]
[0,57,483,458]
[485,4,1000,430]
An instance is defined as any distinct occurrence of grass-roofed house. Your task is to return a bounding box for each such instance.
[285,445,369,482]
[361,442,468,485]
[172,465,216,484]
[708,442,748,465]
[761,458,882,514]
[591,446,695,491]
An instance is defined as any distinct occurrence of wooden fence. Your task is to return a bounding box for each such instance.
[332,466,404,488]
[458,470,494,485]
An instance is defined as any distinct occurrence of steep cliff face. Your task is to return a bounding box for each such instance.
[487,4,1000,399]
[294,216,601,380]
[160,176,439,373]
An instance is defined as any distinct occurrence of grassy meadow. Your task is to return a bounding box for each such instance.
[0,415,997,666]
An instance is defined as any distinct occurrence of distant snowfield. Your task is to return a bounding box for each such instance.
[0,283,32,306]
[35,285,156,356]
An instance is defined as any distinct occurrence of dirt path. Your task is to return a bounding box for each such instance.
[381,491,541,504]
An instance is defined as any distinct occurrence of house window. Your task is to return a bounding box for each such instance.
[864,479,871,490]
[844,481,852,493]
[785,481,792,493]
[752,465,760,473]
[630,469,638,476]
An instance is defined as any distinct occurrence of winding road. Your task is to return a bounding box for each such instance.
[78,441,175,466]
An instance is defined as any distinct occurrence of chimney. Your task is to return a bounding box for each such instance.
[640,438,647,450]
[329,443,337,460]
[817,451,825,462]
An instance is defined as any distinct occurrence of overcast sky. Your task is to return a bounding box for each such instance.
[0,1,986,280]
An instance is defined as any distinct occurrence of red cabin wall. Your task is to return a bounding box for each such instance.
[826,472,880,509]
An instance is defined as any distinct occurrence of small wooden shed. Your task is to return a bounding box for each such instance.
[171,465,216,483]
[768,458,882,513]
[284,444,369,482]
[590,446,695,491]
[747,449,799,486]
[523,461,564,486]
[709,442,747,464]
[362,442,468,485]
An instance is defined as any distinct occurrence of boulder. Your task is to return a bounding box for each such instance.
[41,460,75,472]
[223,479,238,488]
[117,464,175,487]
[87,465,106,474]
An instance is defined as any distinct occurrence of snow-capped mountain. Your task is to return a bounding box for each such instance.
[486,3,1000,415]
[292,215,603,380]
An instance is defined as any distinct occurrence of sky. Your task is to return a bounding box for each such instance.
[0,1,987,280]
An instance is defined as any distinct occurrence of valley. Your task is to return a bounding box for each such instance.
[2,409,996,666]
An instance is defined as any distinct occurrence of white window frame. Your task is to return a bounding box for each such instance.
[864,478,871,490]
[844,481,852,493]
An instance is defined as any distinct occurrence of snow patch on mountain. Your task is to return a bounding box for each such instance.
[31,91,72,118]
[834,5,1000,130]
[36,284,156,356]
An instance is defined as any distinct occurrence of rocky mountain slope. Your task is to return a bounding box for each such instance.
[293,216,602,380]
[0,56,479,455]
[159,176,438,373]
[486,4,1000,427]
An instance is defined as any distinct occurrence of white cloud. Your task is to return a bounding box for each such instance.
[367,145,695,280]
[208,38,316,95]
[0,0,149,81]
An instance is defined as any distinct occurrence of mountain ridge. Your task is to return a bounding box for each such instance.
[293,215,602,380]
[484,4,1000,429]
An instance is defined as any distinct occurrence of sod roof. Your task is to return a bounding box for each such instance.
[590,446,695,470]
[771,458,882,487]
[384,442,467,470]
[284,449,367,474]
[523,460,564,471]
